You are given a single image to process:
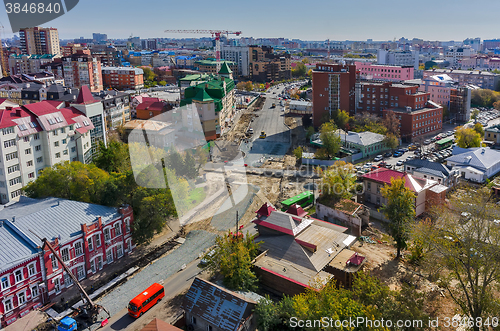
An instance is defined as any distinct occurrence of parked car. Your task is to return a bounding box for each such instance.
[393,151,402,157]
[396,160,403,166]
[374,155,383,162]
[408,145,417,151]
[424,139,431,145]
[383,152,392,158]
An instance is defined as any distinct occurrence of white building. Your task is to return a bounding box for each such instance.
[445,46,476,68]
[446,147,500,183]
[0,101,94,204]
[221,45,250,77]
[377,49,419,69]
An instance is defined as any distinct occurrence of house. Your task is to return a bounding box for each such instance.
[404,159,459,187]
[340,131,390,160]
[361,168,441,217]
[183,277,257,331]
[315,198,370,236]
[446,146,500,183]
[0,219,43,328]
[252,205,357,296]
[484,124,500,146]
[0,197,134,301]
[136,100,174,120]
[123,120,175,150]
[324,249,366,288]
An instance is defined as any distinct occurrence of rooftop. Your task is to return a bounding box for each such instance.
[447,147,500,171]
[362,168,437,193]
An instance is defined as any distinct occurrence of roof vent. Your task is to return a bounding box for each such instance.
[12,216,15,222]
[0,220,2,227]
[481,148,485,154]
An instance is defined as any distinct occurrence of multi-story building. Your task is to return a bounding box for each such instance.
[93,90,131,129]
[0,196,134,326]
[377,49,419,69]
[423,69,500,90]
[248,45,291,82]
[40,59,64,80]
[194,59,238,76]
[356,62,414,82]
[312,63,356,127]
[463,38,481,52]
[62,50,103,92]
[175,55,199,69]
[221,45,250,77]
[69,86,107,159]
[0,101,94,204]
[92,33,108,43]
[483,39,500,51]
[0,83,23,104]
[101,67,144,90]
[123,120,175,150]
[445,46,476,68]
[180,64,235,140]
[19,27,60,56]
[449,87,471,122]
[90,45,121,67]
[60,43,84,57]
[8,54,59,76]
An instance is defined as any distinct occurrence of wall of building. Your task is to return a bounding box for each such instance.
[315,203,363,236]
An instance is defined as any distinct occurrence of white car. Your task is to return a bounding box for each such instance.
[373,155,383,162]
[396,160,403,166]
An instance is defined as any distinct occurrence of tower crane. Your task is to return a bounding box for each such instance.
[164,30,242,72]
[0,22,7,77]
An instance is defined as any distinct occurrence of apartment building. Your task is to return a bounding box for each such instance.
[377,49,419,70]
[423,68,500,90]
[62,50,103,92]
[19,27,60,56]
[312,63,357,127]
[445,46,476,68]
[248,45,291,82]
[356,62,414,81]
[0,101,94,204]
[221,45,250,77]
[8,54,59,76]
[90,45,121,67]
[0,197,134,327]
[93,90,131,129]
[101,67,144,90]
[60,43,84,57]
[194,59,238,76]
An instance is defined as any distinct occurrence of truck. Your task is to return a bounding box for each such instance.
[58,317,77,331]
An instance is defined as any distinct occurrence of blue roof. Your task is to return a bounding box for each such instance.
[0,221,39,272]
[0,196,121,245]
[405,159,451,177]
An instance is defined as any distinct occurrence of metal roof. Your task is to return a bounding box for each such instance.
[0,221,39,272]
[342,131,385,147]
[447,147,500,171]
[0,197,121,244]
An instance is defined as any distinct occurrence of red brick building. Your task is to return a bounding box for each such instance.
[62,50,103,92]
[102,67,144,90]
[357,81,443,142]
[312,63,357,127]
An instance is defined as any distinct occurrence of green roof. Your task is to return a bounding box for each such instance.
[219,62,232,74]
[179,74,211,82]
[194,59,236,67]
[193,88,214,102]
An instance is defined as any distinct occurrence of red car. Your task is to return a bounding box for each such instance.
[435,136,442,140]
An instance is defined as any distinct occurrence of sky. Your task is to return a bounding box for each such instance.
[0,0,498,42]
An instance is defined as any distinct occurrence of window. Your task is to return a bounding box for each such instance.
[37,157,43,163]
[106,249,113,263]
[28,172,35,178]
[61,248,69,262]
[90,260,95,273]
[55,152,61,158]
[104,228,110,241]
[63,150,68,155]
[117,244,123,258]
[64,273,73,286]
[71,147,76,153]
[62,138,67,144]
[75,241,83,256]
[3,127,14,135]
[51,254,58,270]
[6,152,18,161]
[2,297,14,315]
[95,234,101,247]
[125,217,131,233]
[4,139,15,148]
[14,269,23,283]
[25,148,31,155]
[115,223,122,236]
[61,128,65,133]
[54,278,60,292]
[31,284,39,297]
[11,189,21,199]
[77,265,85,280]
[88,237,93,251]
[54,141,59,147]
[208,326,213,331]
[18,291,26,305]
[35,145,41,151]
[28,263,36,277]
[34,133,40,140]
[367,182,371,190]
[53,130,58,136]
[9,177,21,186]
[1,276,10,290]
[7,165,19,174]
[23,136,29,142]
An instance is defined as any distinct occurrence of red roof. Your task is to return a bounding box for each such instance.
[347,253,365,266]
[252,219,294,236]
[285,204,307,218]
[22,101,63,115]
[0,107,32,129]
[255,203,275,217]
[362,168,416,192]
[76,85,99,104]
[136,101,165,112]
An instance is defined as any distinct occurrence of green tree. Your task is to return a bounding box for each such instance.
[244,81,254,92]
[473,122,484,137]
[292,62,307,77]
[204,232,260,291]
[471,108,480,121]
[94,140,131,173]
[305,126,315,141]
[421,187,500,331]
[383,133,399,151]
[319,161,356,201]
[183,151,198,179]
[293,146,303,160]
[380,177,416,259]
[317,120,341,160]
[236,81,246,90]
[455,126,481,148]
[142,67,156,81]
[354,112,387,135]
[158,80,167,86]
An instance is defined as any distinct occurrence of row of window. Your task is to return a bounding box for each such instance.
[1,262,37,291]
[2,283,40,313]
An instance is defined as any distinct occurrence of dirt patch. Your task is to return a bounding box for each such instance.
[285,116,298,129]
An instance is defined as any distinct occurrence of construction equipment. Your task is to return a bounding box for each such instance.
[31,231,110,326]
[164,30,242,72]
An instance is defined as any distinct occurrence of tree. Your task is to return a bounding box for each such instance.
[383,133,399,151]
[94,140,131,173]
[142,67,156,81]
[292,62,307,78]
[305,126,315,141]
[293,146,303,160]
[236,81,246,90]
[183,151,198,179]
[382,110,401,137]
[473,122,484,137]
[317,120,341,160]
[203,232,260,291]
[158,80,167,86]
[471,108,480,121]
[455,126,481,148]
[380,177,416,259]
[244,81,254,92]
[353,112,387,135]
[319,161,356,201]
[420,187,500,331]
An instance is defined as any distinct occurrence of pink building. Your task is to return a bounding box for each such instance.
[0,197,135,327]
[0,221,44,327]
[355,62,414,81]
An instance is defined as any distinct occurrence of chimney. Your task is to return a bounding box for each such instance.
[16,108,21,116]
[12,216,15,222]
[5,106,12,111]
